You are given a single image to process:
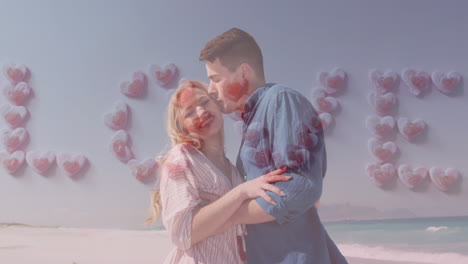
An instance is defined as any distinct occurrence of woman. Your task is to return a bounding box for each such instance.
[146,80,289,263]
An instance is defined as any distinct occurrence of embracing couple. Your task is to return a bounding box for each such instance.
[147,28,348,264]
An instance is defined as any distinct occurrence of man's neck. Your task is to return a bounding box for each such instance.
[238,79,266,113]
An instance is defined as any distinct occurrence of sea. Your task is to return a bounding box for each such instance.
[324,215,468,263]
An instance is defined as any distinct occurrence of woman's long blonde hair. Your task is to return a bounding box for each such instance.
[145,80,210,226]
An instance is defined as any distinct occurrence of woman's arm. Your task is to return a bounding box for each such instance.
[210,199,321,235]
[190,168,289,245]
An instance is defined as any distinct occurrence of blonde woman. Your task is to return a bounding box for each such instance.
[146,80,290,264]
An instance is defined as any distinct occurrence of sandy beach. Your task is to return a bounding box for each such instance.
[0,225,430,264]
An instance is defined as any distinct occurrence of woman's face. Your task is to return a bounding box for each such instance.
[178,86,224,141]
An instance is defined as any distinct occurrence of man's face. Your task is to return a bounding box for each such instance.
[205,58,249,114]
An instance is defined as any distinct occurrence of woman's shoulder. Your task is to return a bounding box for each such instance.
[161,144,197,181]
[166,143,197,158]
[162,143,199,170]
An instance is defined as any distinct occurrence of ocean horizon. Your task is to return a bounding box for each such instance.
[324,215,468,263]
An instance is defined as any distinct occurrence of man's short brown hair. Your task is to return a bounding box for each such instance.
[199,28,264,79]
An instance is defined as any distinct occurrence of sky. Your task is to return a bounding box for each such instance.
[0,0,467,229]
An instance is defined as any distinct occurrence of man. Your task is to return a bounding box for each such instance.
[199,28,347,264]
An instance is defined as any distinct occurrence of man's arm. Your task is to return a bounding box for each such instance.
[246,90,325,225]
[231,199,275,225]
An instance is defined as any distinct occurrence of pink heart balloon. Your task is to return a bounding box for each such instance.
[0,150,25,173]
[429,167,460,192]
[309,112,333,132]
[103,101,129,130]
[2,63,29,85]
[110,130,133,163]
[148,63,178,88]
[368,138,397,163]
[369,69,399,94]
[3,82,32,105]
[367,92,397,117]
[431,71,461,95]
[0,104,28,128]
[402,68,431,96]
[2,127,28,153]
[397,118,425,141]
[57,153,88,177]
[128,158,157,182]
[26,151,56,174]
[366,116,395,139]
[120,71,147,98]
[398,164,428,189]
[366,163,396,187]
[311,88,339,113]
[318,113,333,131]
[317,68,346,94]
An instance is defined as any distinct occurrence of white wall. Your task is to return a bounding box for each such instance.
[0,0,466,229]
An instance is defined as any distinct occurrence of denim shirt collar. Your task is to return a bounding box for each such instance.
[241,83,275,123]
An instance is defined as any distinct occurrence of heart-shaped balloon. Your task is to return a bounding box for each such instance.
[57,153,88,177]
[369,69,399,94]
[368,138,397,163]
[397,118,425,141]
[0,150,25,174]
[311,88,339,113]
[431,71,461,95]
[367,92,397,117]
[128,158,158,182]
[310,112,333,132]
[3,82,32,105]
[0,104,28,128]
[366,116,395,139]
[366,162,396,187]
[120,71,147,98]
[2,127,28,153]
[317,68,346,94]
[2,63,29,85]
[398,164,428,189]
[26,151,56,174]
[148,63,178,88]
[103,101,129,130]
[402,68,431,96]
[429,167,460,192]
[110,130,133,163]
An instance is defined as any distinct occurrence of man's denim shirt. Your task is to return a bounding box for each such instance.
[236,83,348,264]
